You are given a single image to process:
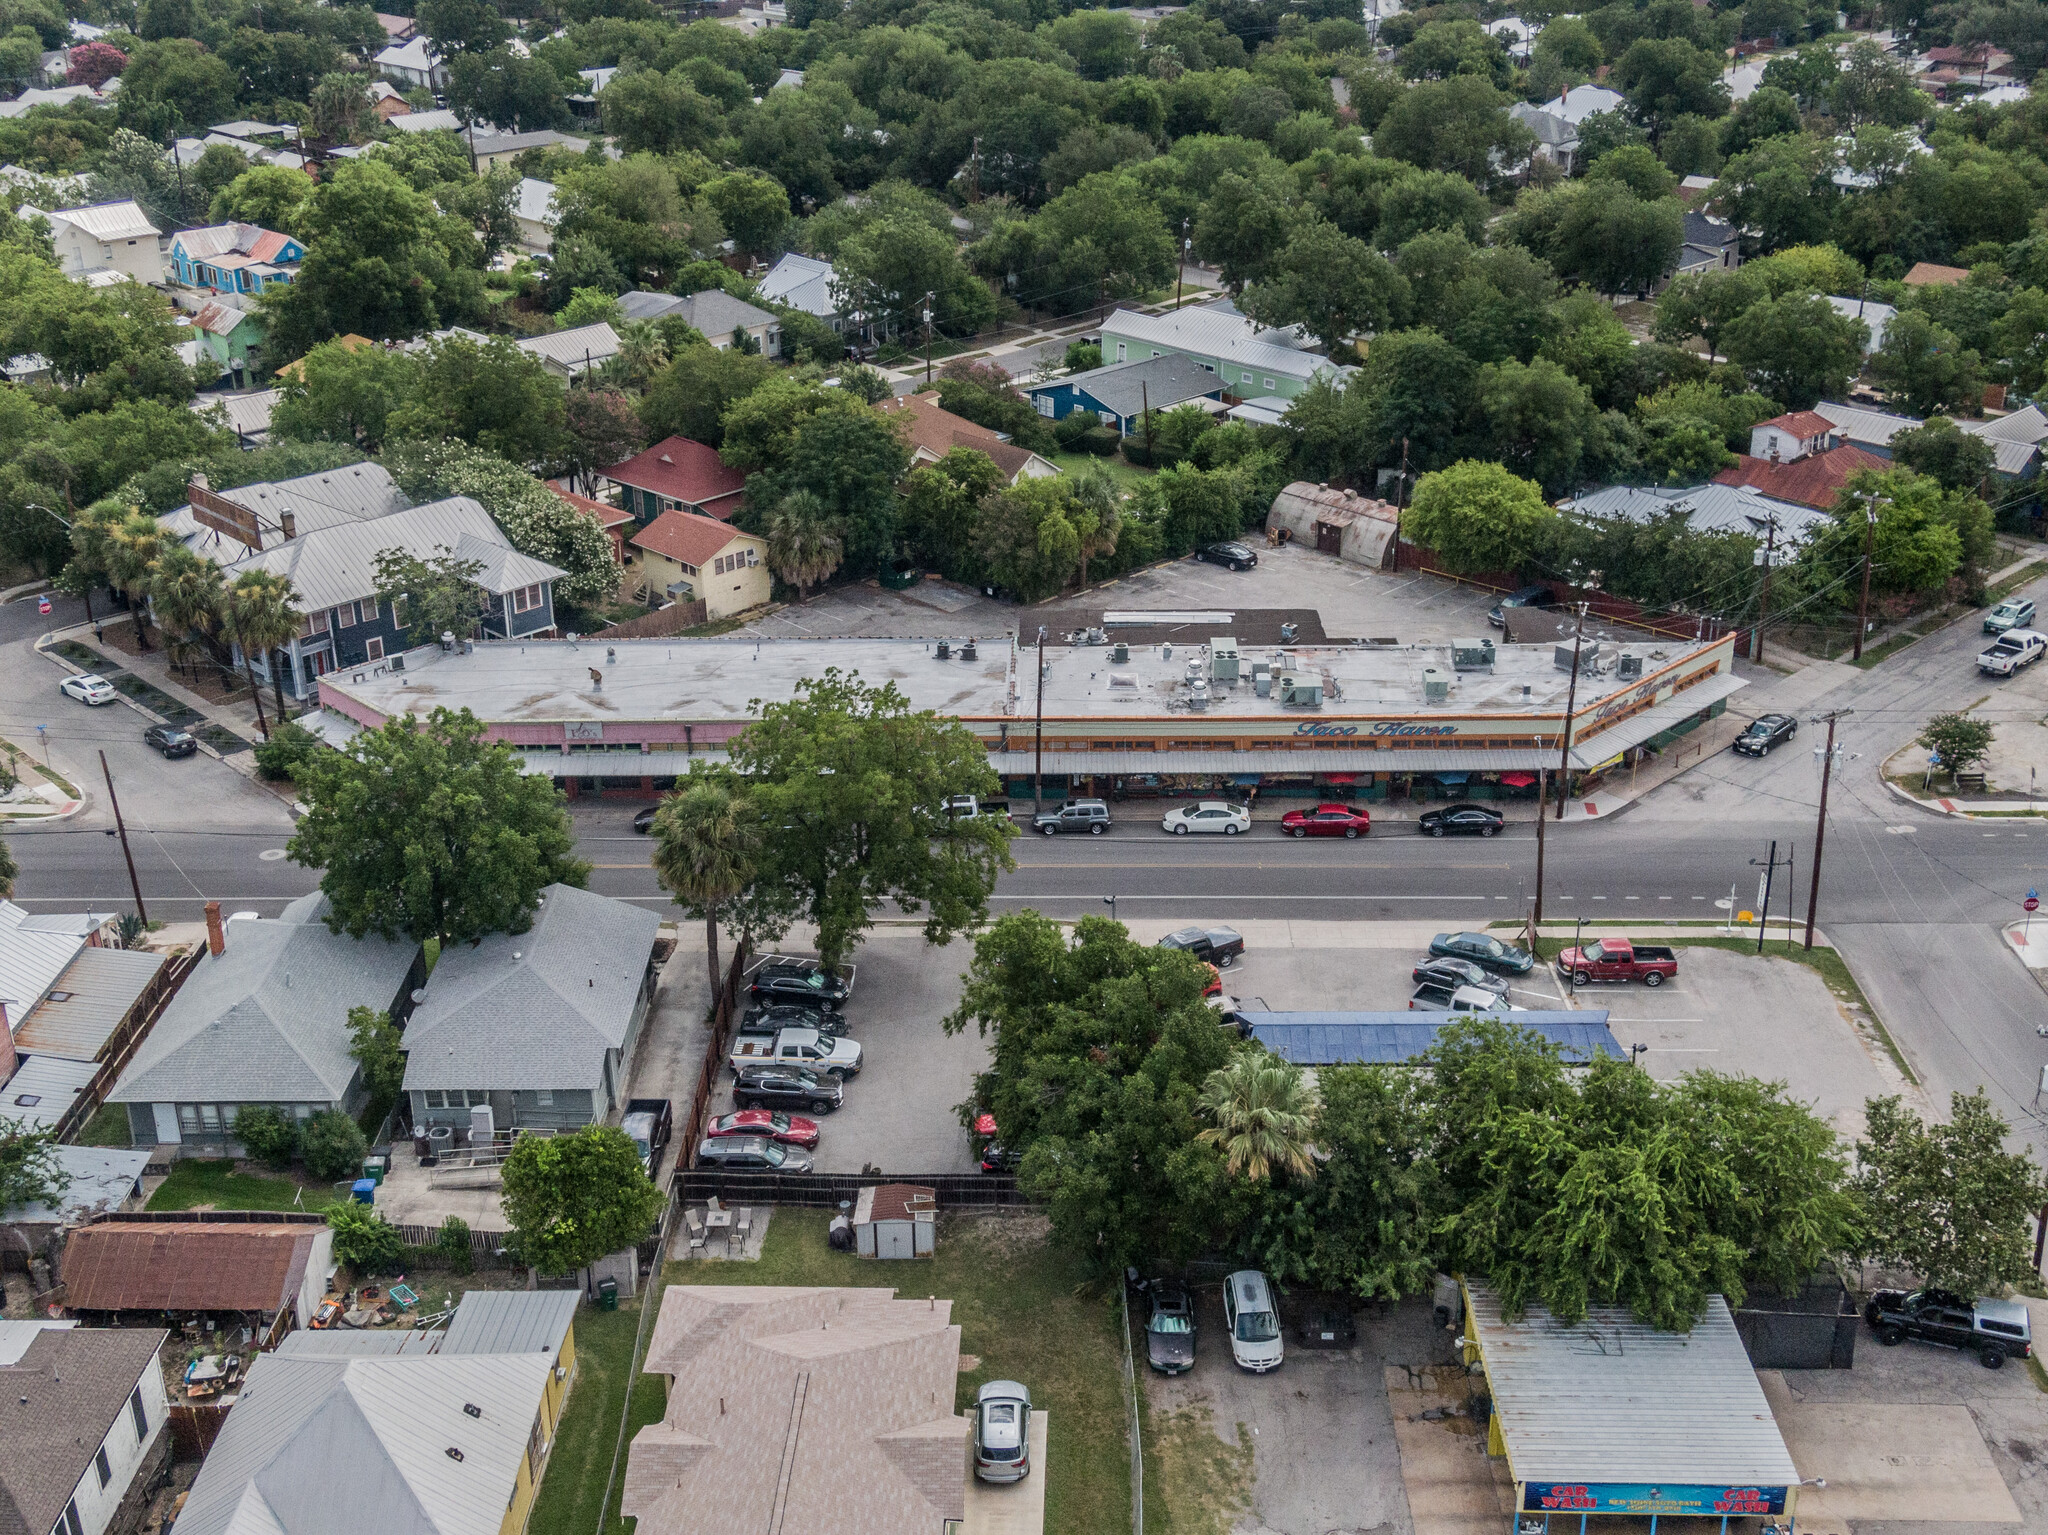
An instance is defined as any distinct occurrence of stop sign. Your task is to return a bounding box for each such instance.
[2028,891,2040,913]
[36,596,50,615]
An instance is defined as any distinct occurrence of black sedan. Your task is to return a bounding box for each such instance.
[144,723,198,759]
[1145,1281,1196,1374]
[743,1001,848,1036]
[1428,930,1535,975]
[633,802,664,833]
[1195,541,1258,571]
[1733,713,1798,757]
[1418,804,1505,838]
[748,957,855,1009]
[1412,958,1509,995]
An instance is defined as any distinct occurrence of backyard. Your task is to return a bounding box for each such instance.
[145,1158,342,1212]
[530,1208,1131,1535]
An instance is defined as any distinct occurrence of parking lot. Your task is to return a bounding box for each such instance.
[709,929,991,1175]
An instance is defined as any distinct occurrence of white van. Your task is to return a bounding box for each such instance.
[1222,1269,1283,1372]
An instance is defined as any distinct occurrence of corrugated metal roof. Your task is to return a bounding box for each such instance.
[14,944,166,1061]
[1565,672,1747,767]
[275,1329,445,1357]
[1248,1013,1620,1064]
[0,1054,97,1132]
[440,1289,578,1358]
[46,199,158,240]
[757,252,835,317]
[1814,400,1921,447]
[2,1145,149,1223]
[1466,1283,1800,1487]
[1100,307,1331,380]
[518,322,619,370]
[0,924,82,1021]
[61,1222,317,1313]
[515,177,556,226]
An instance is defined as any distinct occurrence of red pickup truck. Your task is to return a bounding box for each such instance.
[1554,937,1679,987]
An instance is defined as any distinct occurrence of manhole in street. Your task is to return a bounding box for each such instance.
[259,848,287,861]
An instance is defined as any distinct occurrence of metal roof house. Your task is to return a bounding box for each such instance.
[400,884,661,1136]
[1025,353,1225,436]
[1099,305,1344,401]
[108,895,424,1154]
[617,289,780,354]
[517,321,619,384]
[18,198,162,285]
[1461,1280,1801,1522]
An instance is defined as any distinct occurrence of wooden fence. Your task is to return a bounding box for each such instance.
[55,947,200,1144]
[597,599,710,640]
[677,940,751,1170]
[675,1169,1025,1208]
[167,1404,230,1460]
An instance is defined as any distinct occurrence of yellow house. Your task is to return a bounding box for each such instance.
[629,509,771,620]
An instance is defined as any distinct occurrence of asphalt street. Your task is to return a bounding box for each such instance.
[6,567,2048,1147]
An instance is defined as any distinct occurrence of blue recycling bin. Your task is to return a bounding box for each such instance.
[350,1178,377,1205]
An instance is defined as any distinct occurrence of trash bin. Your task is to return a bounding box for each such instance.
[361,1156,387,1186]
[350,1178,377,1205]
[597,1278,618,1311]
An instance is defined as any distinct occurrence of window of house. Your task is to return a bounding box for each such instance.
[339,601,359,628]
[512,584,543,614]
[63,1499,82,1535]
[366,637,384,661]
[534,1090,553,1106]
[130,1386,148,1442]
[95,1447,111,1489]
[1263,378,1275,390]
[527,1415,546,1480]
[390,594,407,627]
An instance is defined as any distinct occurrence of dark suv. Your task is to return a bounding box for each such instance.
[1865,1287,2032,1368]
[1033,799,1111,836]
[1733,713,1798,757]
[733,1064,843,1114]
[1158,925,1245,967]
[748,957,854,1009]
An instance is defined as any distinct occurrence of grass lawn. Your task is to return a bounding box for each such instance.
[653,1209,1130,1535]
[528,1297,666,1535]
[145,1159,342,1212]
[76,1103,132,1148]
[1050,449,1151,489]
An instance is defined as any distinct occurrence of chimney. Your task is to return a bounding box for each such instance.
[205,901,224,957]
[190,471,209,493]
[280,510,296,540]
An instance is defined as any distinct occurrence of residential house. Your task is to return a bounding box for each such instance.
[1506,101,1583,173]
[1709,410,1889,509]
[1540,83,1627,122]
[18,200,162,285]
[1814,399,1922,457]
[375,35,446,89]
[368,80,410,120]
[384,106,463,132]
[1025,353,1225,435]
[605,436,748,523]
[1962,403,2048,481]
[274,333,372,383]
[623,1286,968,1535]
[161,462,410,561]
[1,1056,98,1135]
[0,1146,149,1273]
[1563,481,1834,548]
[1675,209,1740,277]
[1099,305,1344,401]
[60,1215,334,1337]
[514,177,557,254]
[1826,294,1894,353]
[0,1323,170,1535]
[518,321,620,384]
[469,127,593,168]
[1904,261,1970,286]
[1483,15,1534,63]
[547,480,633,561]
[108,896,422,1151]
[629,510,769,619]
[375,12,417,41]
[187,301,270,386]
[176,1319,562,1535]
[756,252,869,338]
[193,386,283,448]
[170,223,304,298]
[0,85,113,119]
[617,289,780,354]
[401,884,660,1135]
[876,390,1060,483]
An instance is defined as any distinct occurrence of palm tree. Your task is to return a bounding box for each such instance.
[1198,1055,1321,1182]
[649,783,758,1023]
[765,490,843,602]
[1066,461,1123,589]
[609,320,669,392]
[222,569,304,732]
[103,510,165,650]
[150,545,226,683]
[66,499,125,631]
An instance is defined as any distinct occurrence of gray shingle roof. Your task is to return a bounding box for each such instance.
[672,289,777,338]
[109,892,419,1106]
[1031,353,1224,419]
[0,1327,167,1535]
[401,884,657,1093]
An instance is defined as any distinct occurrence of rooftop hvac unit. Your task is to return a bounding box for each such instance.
[1617,651,1643,680]
[1211,637,1240,682]
[1253,671,1273,697]
[1278,673,1322,707]
[1110,642,1129,663]
[1422,666,1450,703]
[1187,678,1209,710]
[960,639,977,661]
[1554,640,1592,672]
[1279,622,1298,643]
[935,640,951,660]
[1451,637,1494,672]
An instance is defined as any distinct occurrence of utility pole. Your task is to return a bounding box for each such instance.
[99,750,147,926]
[1532,765,1549,925]
[1805,710,1850,950]
[1852,494,1888,662]
[1750,840,1793,955]
[922,291,935,387]
[967,135,980,203]
[1396,437,1410,511]
[1032,626,1047,815]
[1555,602,1589,819]
[1175,218,1190,307]
[1751,514,1778,663]
[1141,379,1152,465]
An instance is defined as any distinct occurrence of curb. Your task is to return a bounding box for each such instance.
[31,630,267,784]
[1881,775,2042,820]
[2002,921,2048,984]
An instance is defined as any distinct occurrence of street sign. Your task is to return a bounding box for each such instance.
[36,595,50,614]
[2029,890,2040,913]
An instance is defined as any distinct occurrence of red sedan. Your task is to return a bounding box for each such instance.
[1279,803,1371,838]
[706,1109,821,1150]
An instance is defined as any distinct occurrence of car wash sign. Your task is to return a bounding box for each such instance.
[1524,1484,1788,1515]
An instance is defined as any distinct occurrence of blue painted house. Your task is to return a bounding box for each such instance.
[170,222,304,297]
[1026,353,1226,437]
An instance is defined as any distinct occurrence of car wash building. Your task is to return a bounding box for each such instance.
[1461,1279,1802,1531]
[307,628,1740,805]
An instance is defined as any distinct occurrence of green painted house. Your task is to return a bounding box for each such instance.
[190,300,268,386]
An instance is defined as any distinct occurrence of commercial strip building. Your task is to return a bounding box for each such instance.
[1461,1279,1802,1526]
[309,626,1741,806]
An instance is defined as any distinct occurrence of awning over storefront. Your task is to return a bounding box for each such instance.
[1499,771,1537,787]
[985,748,1560,774]
[516,749,730,777]
[1563,672,1747,769]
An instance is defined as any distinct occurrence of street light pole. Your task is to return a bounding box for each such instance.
[1555,602,1588,820]
[1804,709,1850,950]
[1532,764,1549,926]
[1032,626,1047,815]
[1176,218,1190,307]
[922,291,935,388]
[1852,495,1888,662]
[1751,514,1778,663]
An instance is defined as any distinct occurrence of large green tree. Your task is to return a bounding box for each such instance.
[501,1126,662,1274]
[715,670,1015,965]
[289,706,590,944]
[1401,460,1558,575]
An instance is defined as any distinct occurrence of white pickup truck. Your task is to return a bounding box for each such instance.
[729,1026,863,1080]
[1979,628,2047,677]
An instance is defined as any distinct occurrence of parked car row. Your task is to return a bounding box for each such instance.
[1030,798,1510,839]
[695,957,864,1174]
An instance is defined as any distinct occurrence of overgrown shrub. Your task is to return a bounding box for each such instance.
[233,1105,299,1170]
[437,1214,473,1274]
[300,1110,368,1182]
[1053,408,1102,451]
[1080,425,1121,457]
[327,1201,406,1273]
[252,721,323,782]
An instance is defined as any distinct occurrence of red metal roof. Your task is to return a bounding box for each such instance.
[1763,411,1834,439]
[604,436,746,512]
[631,508,749,569]
[547,480,633,528]
[61,1221,317,1313]
[1712,445,1886,509]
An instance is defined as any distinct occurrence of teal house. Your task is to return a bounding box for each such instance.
[190,300,269,387]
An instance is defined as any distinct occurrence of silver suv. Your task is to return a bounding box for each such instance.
[1033,799,1111,836]
[973,1381,1032,1482]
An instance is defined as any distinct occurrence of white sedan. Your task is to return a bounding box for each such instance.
[1161,801,1251,836]
[59,674,117,706]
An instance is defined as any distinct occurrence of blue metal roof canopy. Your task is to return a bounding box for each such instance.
[1244,1011,1621,1065]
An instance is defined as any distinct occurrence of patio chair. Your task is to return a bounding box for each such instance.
[734,1208,752,1248]
[685,1207,707,1252]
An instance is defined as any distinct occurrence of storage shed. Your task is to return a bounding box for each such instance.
[1461,1279,1802,1527]
[853,1184,936,1259]
[1265,483,1401,568]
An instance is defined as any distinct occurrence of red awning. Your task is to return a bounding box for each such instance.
[1499,771,1538,787]
[1320,773,1359,784]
